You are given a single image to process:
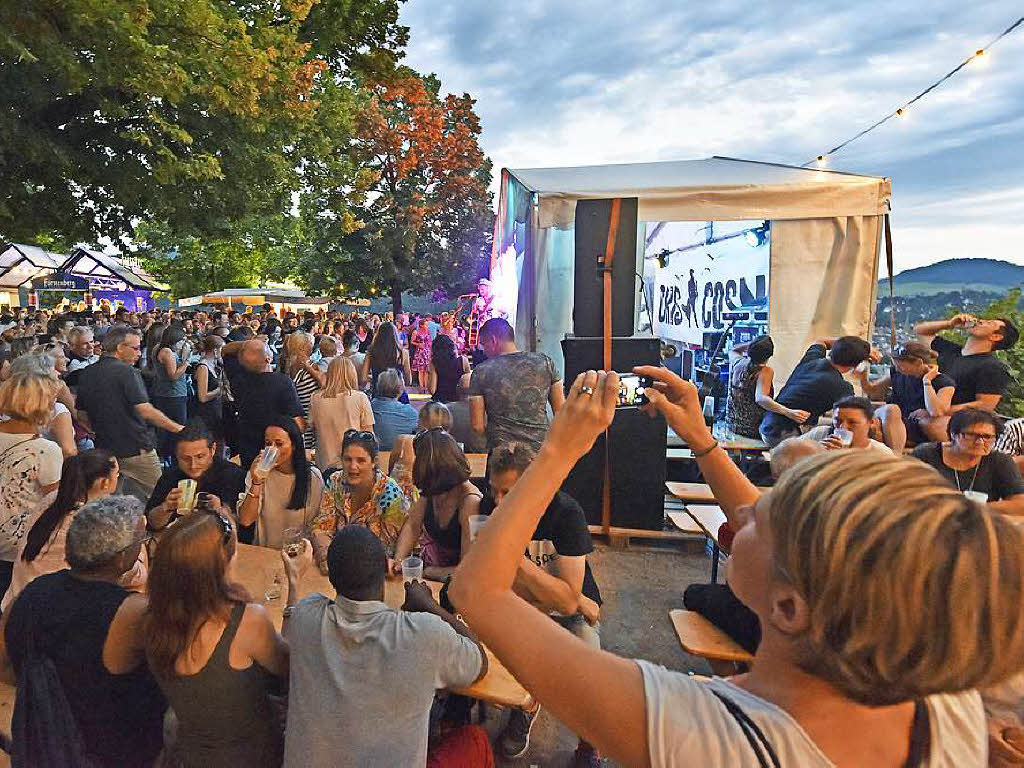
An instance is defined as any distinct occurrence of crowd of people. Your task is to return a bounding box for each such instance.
[0,294,1022,765]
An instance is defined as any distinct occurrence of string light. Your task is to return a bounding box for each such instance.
[803,15,1023,167]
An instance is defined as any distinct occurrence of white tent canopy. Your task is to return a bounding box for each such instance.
[492,156,891,382]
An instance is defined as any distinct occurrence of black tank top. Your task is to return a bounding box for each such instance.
[432,355,462,403]
[157,602,280,767]
[423,490,480,553]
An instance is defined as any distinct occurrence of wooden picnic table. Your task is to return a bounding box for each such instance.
[232,544,532,710]
[669,609,754,664]
[667,425,767,452]
[665,481,770,505]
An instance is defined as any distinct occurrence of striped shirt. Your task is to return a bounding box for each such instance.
[996,418,1024,457]
[292,369,320,449]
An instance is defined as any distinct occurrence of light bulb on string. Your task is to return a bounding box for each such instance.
[816,155,827,166]
[972,48,990,67]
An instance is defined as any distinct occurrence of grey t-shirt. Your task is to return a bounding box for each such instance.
[283,594,483,768]
[469,351,559,451]
[638,661,986,766]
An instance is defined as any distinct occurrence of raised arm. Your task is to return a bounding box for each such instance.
[922,367,954,417]
[754,366,809,424]
[915,314,973,344]
[635,365,761,526]
[450,371,649,767]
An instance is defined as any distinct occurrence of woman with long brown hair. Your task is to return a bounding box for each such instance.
[362,321,412,400]
[144,510,290,767]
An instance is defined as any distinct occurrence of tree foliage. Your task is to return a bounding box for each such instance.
[295,69,493,312]
[0,0,405,245]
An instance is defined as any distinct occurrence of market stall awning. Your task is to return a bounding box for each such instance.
[59,247,166,291]
[0,243,64,289]
[178,288,330,307]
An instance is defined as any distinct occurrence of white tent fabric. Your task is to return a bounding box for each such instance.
[495,156,891,383]
[510,156,891,228]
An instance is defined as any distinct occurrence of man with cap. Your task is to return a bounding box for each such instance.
[856,341,956,453]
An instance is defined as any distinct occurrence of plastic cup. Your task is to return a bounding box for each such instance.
[402,556,424,582]
[176,479,198,513]
[283,527,304,557]
[255,446,278,480]
[263,567,284,602]
[834,428,853,448]
[468,515,489,541]
[964,490,989,504]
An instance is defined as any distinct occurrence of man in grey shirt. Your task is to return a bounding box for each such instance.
[282,526,489,767]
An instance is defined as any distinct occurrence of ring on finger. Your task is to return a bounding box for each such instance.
[579,385,595,396]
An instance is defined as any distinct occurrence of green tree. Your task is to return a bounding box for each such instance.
[0,0,405,245]
[294,69,493,313]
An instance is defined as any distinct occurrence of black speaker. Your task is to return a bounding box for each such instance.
[560,337,666,530]
[573,198,639,338]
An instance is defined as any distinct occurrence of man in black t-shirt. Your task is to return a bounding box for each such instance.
[759,335,873,447]
[145,420,246,532]
[233,339,304,469]
[482,442,601,765]
[914,312,1018,436]
[856,341,956,452]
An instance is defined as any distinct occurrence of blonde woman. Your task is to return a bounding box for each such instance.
[309,357,373,472]
[281,331,321,450]
[451,368,1024,766]
[0,372,63,597]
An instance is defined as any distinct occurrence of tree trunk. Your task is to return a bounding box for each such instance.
[391,280,403,316]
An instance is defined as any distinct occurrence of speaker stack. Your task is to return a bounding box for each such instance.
[560,199,666,531]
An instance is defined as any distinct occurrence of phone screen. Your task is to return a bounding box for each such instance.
[616,373,650,408]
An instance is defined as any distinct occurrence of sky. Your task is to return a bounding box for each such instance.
[397,1,1023,275]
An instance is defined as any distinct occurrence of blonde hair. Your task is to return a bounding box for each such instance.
[769,451,1024,704]
[0,371,59,427]
[321,356,359,398]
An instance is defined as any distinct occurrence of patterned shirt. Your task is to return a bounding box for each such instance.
[996,418,1024,458]
[313,470,407,554]
[469,351,559,451]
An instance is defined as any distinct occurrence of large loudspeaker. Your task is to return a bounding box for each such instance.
[573,199,639,338]
[560,337,666,531]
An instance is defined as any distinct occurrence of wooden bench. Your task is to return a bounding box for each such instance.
[670,609,754,665]
[666,511,704,536]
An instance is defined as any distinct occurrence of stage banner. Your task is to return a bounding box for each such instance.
[650,221,770,346]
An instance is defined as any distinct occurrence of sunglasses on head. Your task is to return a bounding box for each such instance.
[413,426,448,444]
[199,506,233,544]
[344,429,375,443]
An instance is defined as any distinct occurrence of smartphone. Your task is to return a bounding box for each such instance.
[616,373,650,408]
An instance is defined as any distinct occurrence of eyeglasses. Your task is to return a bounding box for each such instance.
[957,431,997,444]
[343,429,376,443]
[201,507,234,544]
[413,426,448,444]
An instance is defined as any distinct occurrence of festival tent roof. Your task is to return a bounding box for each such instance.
[60,247,165,291]
[507,156,890,227]
[0,243,64,288]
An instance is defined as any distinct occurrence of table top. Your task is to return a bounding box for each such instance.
[668,425,767,451]
[666,511,704,535]
[232,544,532,709]
[665,482,716,504]
[681,505,728,544]
[669,609,754,664]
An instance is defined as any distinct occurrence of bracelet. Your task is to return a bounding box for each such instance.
[283,606,295,619]
[692,439,719,459]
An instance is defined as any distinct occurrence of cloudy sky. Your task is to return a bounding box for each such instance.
[398,1,1023,274]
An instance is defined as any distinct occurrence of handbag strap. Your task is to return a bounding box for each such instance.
[710,690,781,768]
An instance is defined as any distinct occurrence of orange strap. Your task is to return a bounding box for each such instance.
[883,213,896,348]
[600,199,622,534]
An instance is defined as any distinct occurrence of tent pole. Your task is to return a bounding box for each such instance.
[884,213,895,348]
[600,198,622,536]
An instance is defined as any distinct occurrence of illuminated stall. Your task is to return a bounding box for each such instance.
[0,244,64,307]
[178,288,330,315]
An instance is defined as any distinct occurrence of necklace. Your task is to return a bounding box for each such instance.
[950,454,981,493]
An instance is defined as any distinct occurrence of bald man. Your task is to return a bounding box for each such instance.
[233,338,304,468]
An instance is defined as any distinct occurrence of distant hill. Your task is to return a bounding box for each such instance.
[880,258,1024,296]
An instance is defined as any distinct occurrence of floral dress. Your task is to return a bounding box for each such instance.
[313,469,408,554]
[411,328,433,374]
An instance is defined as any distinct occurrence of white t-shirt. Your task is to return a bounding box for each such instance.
[0,432,63,560]
[803,426,894,455]
[638,661,986,767]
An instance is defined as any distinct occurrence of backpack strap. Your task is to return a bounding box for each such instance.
[904,700,931,768]
[710,689,781,768]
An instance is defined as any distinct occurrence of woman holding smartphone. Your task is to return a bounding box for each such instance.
[450,367,1024,766]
